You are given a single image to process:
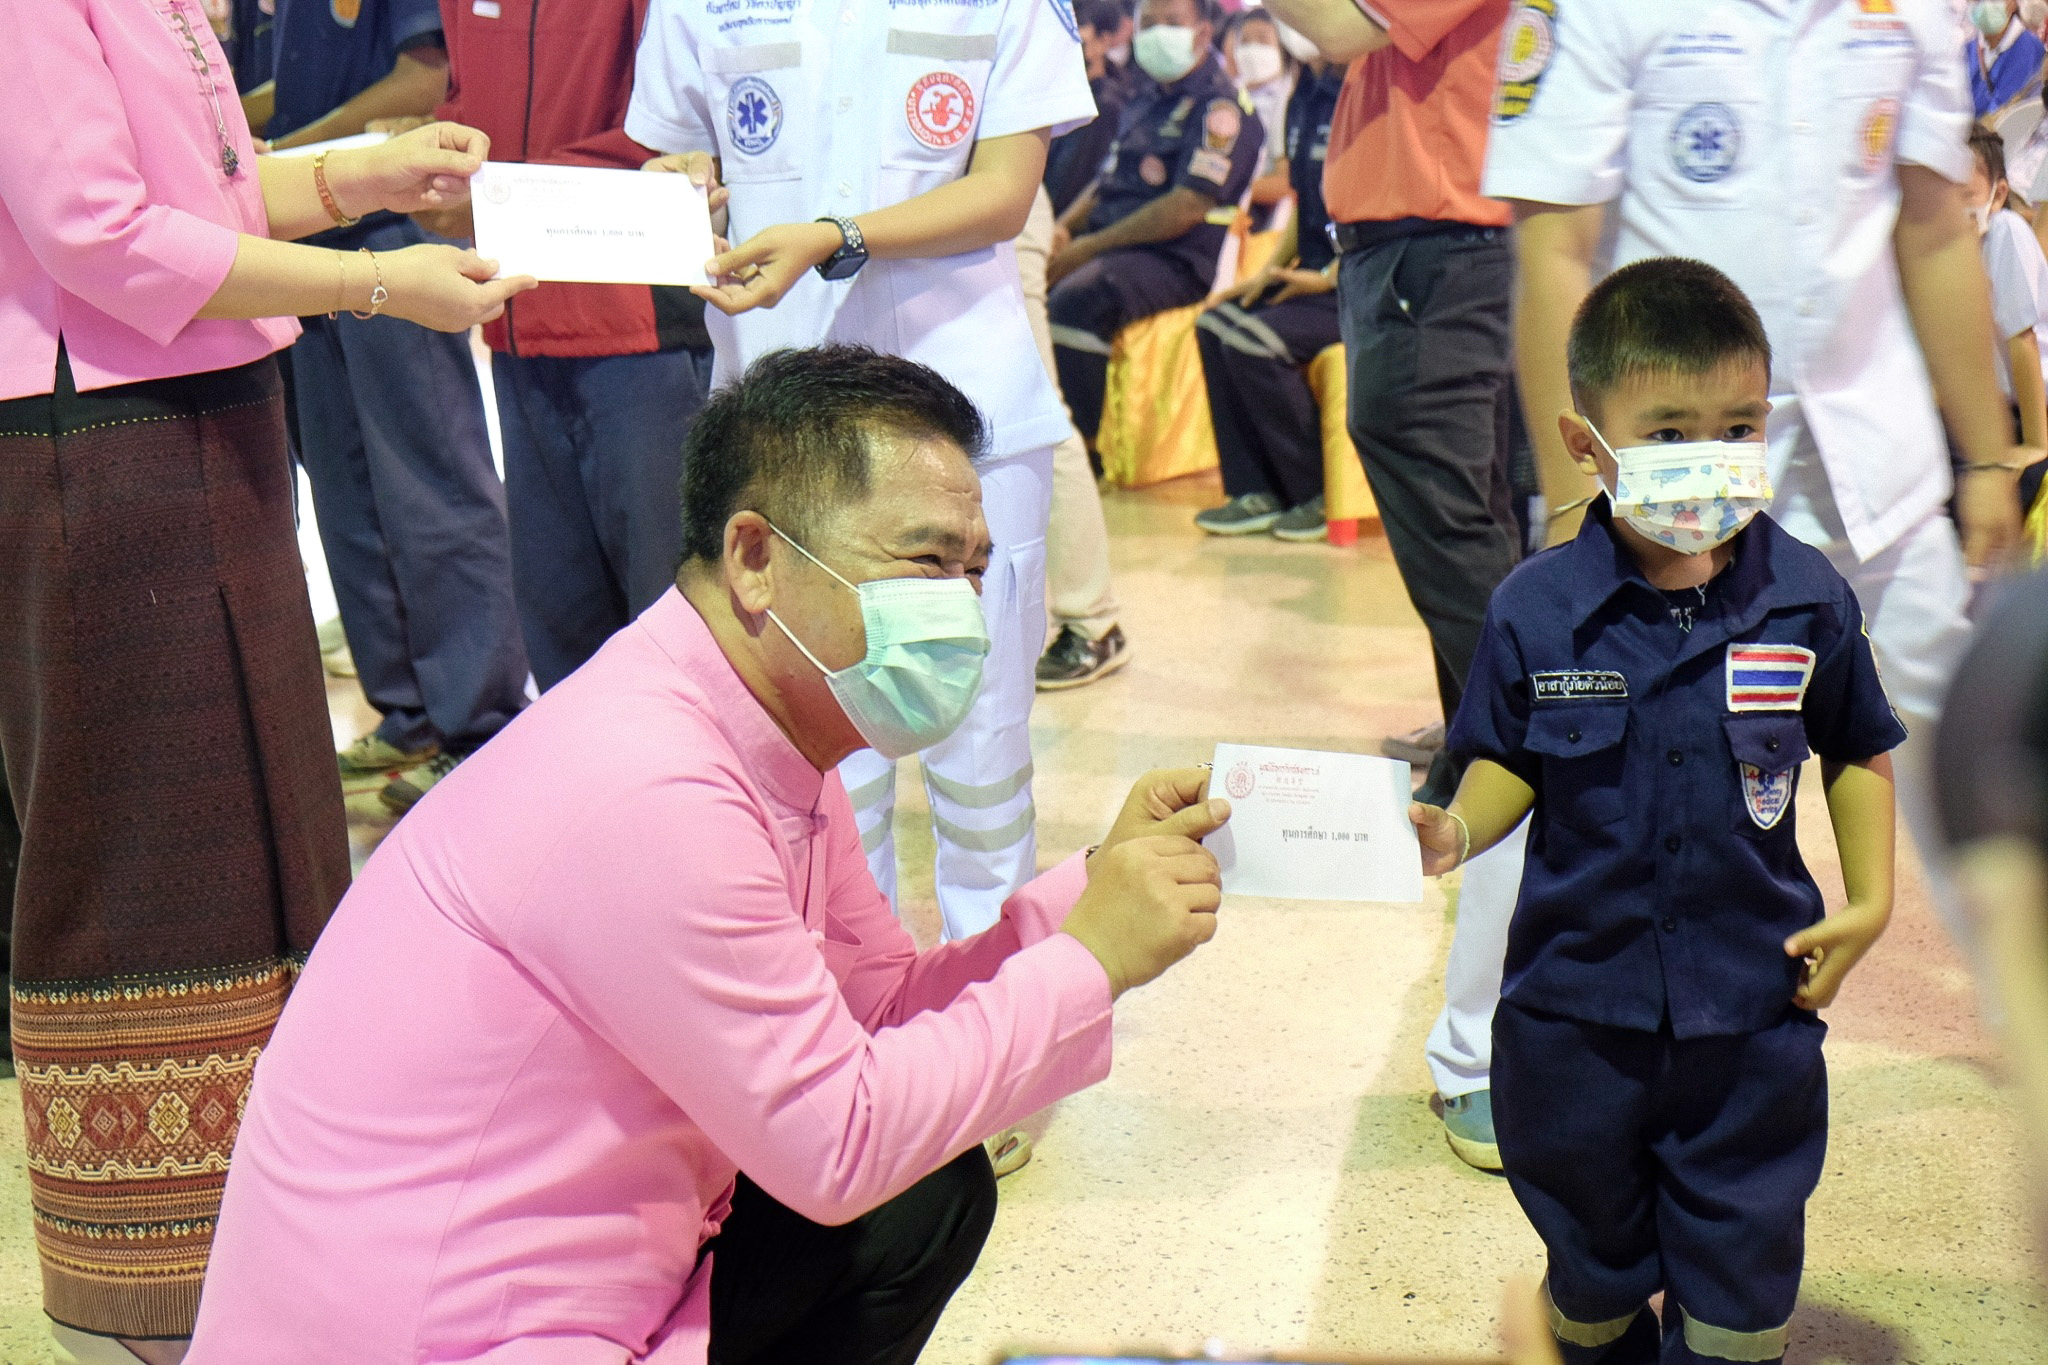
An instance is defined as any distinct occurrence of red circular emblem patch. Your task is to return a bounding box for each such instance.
[907,72,977,150]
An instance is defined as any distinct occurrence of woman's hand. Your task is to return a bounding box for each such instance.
[373,244,536,332]
[695,221,844,316]
[643,151,732,235]
[330,122,491,218]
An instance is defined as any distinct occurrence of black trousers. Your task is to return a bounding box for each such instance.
[1195,290,1342,508]
[707,1146,998,1365]
[1338,228,1523,802]
[1049,246,1212,444]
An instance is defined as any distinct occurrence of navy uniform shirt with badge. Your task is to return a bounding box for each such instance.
[1284,63,1345,272]
[1446,499,1908,1040]
[268,0,443,141]
[1087,52,1266,275]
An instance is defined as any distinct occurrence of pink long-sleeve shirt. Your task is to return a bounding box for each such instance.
[0,0,293,401]
[188,589,1114,1364]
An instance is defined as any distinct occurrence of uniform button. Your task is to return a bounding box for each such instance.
[839,95,852,111]
[838,181,853,197]
[1566,728,1582,743]
[1765,736,1780,753]
[1795,208,1816,226]
[1796,298,1816,317]
[1664,834,1682,854]
[1661,917,1678,933]
[1792,119,1812,134]
[1667,749,1684,767]
[840,7,856,22]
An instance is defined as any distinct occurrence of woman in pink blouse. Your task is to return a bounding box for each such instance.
[0,1,534,1360]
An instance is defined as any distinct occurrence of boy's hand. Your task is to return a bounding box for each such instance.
[1409,802,1466,878]
[1785,900,1891,1010]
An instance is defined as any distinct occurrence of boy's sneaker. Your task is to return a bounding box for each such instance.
[1270,495,1328,542]
[339,733,438,779]
[1441,1089,1502,1171]
[380,751,464,816]
[1035,624,1130,691]
[1194,492,1284,535]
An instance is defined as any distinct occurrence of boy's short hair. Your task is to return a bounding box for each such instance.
[1567,257,1773,421]
[1970,125,2008,189]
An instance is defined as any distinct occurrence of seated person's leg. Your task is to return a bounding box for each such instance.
[707,1146,998,1365]
[1193,293,1341,535]
[1049,248,1209,449]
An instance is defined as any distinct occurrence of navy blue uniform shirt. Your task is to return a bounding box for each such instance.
[1447,499,1908,1040]
[1284,63,1344,272]
[1045,63,1138,218]
[269,0,442,142]
[1087,53,1265,276]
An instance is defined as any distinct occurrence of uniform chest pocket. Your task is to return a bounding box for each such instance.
[1526,704,1630,831]
[705,44,803,185]
[883,29,996,179]
[1723,713,1811,839]
[1631,60,1764,212]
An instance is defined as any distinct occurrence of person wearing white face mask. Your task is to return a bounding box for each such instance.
[1411,259,1905,1365]
[1967,0,2048,120]
[187,347,1234,1365]
[1222,8,1296,226]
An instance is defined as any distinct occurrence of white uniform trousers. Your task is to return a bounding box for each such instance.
[839,447,1054,941]
[1016,186,1120,639]
[1424,398,1974,1096]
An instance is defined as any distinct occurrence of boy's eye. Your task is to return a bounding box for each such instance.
[1724,424,1758,441]
[1645,428,1686,443]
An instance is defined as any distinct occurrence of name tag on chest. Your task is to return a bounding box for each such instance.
[1531,670,1629,702]
[1726,644,1815,711]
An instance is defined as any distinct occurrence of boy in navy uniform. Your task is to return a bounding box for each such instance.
[1046,0,1265,449]
[1411,259,1903,1365]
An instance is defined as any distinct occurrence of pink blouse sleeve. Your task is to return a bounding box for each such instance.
[0,0,247,346]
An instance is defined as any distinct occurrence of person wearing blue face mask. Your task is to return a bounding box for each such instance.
[189,345,1234,1365]
[1410,259,1904,1365]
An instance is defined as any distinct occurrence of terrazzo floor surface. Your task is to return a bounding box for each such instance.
[0,472,2038,1363]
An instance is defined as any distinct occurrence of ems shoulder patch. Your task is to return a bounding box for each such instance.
[1530,669,1628,702]
[1049,0,1080,41]
[1187,147,1233,184]
[1726,644,1815,711]
[1204,98,1242,150]
[1493,0,1557,125]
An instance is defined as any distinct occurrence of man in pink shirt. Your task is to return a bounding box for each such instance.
[187,345,1229,1365]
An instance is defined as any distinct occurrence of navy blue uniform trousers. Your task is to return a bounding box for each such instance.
[292,220,528,755]
[1048,247,1210,446]
[1194,290,1341,508]
[492,346,714,691]
[1493,1001,1829,1365]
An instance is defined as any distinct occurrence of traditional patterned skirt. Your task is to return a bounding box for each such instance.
[0,352,348,1337]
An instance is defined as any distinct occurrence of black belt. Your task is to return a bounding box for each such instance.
[1327,218,1506,255]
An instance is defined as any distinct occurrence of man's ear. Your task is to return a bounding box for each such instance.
[725,511,777,616]
[1996,177,2013,214]
[1558,410,1604,479]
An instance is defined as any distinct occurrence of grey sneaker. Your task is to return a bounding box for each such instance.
[379,751,463,815]
[339,733,438,779]
[1270,495,1328,542]
[1035,624,1130,691]
[1382,721,1446,767]
[1441,1090,1502,1171]
[1194,492,1284,535]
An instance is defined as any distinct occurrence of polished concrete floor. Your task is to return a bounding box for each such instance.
[0,472,2039,1363]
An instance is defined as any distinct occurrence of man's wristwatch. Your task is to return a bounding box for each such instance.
[814,215,869,281]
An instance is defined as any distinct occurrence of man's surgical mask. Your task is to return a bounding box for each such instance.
[1235,40,1284,89]
[1134,24,1201,83]
[1973,1,2013,39]
[1587,422,1773,554]
[765,524,990,761]
[1275,18,1319,63]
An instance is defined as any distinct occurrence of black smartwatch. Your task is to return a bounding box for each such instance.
[814,215,869,281]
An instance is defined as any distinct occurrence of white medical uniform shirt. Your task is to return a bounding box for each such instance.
[1980,207,2048,398]
[1483,0,1973,562]
[626,0,1096,458]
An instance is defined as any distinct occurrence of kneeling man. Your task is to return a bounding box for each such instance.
[188,347,1230,1365]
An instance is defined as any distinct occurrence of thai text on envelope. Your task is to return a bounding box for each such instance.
[1203,743,1424,903]
[469,162,713,287]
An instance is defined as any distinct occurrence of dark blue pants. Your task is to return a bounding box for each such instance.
[1048,247,1210,445]
[492,346,714,691]
[292,229,529,754]
[1194,290,1341,508]
[1493,1001,1829,1365]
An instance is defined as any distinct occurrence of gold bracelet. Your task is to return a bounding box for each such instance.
[312,150,362,228]
[326,251,348,320]
[1446,810,1472,870]
[350,249,388,320]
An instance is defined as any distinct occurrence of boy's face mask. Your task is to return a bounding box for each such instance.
[1585,421,1774,554]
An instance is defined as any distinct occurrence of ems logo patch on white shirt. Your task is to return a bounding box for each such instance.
[728,76,782,156]
[1726,644,1815,711]
[1670,101,1742,182]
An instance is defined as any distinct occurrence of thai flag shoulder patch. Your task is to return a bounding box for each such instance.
[1726,643,1816,712]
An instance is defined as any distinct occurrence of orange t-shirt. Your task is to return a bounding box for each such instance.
[1323,0,1513,228]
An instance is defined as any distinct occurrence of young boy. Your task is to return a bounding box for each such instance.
[1411,258,1904,1365]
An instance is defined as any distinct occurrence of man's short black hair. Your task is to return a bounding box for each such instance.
[678,345,989,568]
[1566,257,1773,420]
[1970,124,2008,189]
[1075,0,1127,34]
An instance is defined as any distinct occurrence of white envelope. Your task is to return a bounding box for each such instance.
[469,162,713,287]
[1204,743,1424,904]
[266,131,391,159]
